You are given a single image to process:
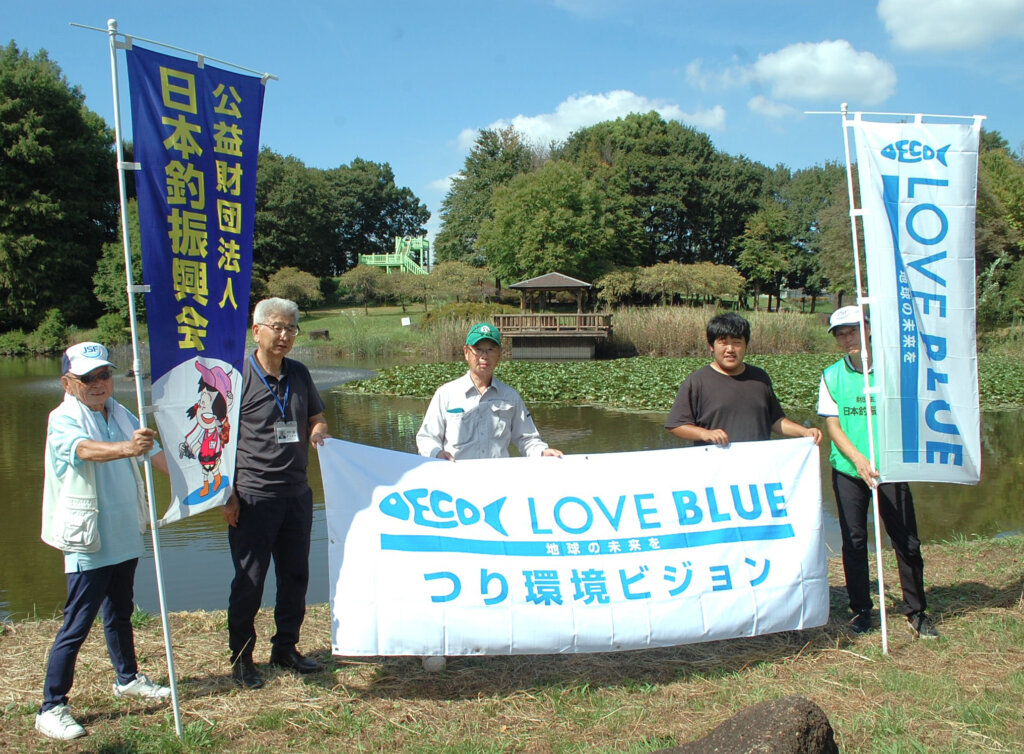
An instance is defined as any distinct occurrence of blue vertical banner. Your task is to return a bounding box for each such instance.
[851,117,982,484]
[127,45,267,522]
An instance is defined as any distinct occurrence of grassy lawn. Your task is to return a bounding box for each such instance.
[3,536,1022,752]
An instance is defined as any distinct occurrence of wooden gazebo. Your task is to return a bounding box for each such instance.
[492,272,611,360]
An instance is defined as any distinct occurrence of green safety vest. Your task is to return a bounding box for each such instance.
[822,357,878,477]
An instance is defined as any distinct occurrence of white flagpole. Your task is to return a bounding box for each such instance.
[840,103,889,655]
[105,18,183,737]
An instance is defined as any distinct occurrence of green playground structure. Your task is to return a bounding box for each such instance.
[358,235,430,274]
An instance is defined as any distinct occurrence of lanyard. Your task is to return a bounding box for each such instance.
[250,353,289,419]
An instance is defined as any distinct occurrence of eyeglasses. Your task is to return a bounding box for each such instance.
[258,322,300,337]
[75,369,113,384]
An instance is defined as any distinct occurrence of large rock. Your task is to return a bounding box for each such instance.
[656,695,839,754]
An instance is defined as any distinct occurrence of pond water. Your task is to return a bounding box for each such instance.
[2,349,1022,621]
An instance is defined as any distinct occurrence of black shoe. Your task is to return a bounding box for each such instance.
[231,657,264,689]
[269,647,322,674]
[848,610,873,634]
[907,613,939,639]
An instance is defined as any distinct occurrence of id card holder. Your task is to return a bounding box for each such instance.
[274,420,300,444]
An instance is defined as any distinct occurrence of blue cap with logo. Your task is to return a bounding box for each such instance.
[465,322,502,347]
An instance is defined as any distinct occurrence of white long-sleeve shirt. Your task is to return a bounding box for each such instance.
[416,372,549,460]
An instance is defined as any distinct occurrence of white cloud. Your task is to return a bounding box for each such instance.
[747,96,798,119]
[686,59,751,91]
[879,0,1024,50]
[428,173,459,194]
[689,40,896,106]
[457,90,726,152]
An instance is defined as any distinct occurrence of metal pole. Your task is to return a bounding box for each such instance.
[840,103,889,655]
[106,17,183,737]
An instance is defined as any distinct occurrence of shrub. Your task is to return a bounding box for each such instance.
[96,313,129,346]
[0,329,28,355]
[267,267,324,311]
[25,309,68,354]
[419,302,516,329]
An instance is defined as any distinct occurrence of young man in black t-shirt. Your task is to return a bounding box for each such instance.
[665,313,822,447]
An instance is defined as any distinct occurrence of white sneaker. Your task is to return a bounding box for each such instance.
[421,656,447,672]
[113,672,171,700]
[35,704,86,740]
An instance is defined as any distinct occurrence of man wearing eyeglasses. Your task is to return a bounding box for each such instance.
[222,298,330,689]
[416,323,563,463]
[415,322,562,671]
[36,342,171,740]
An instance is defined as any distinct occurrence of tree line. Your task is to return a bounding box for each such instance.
[4,40,1023,341]
[436,117,1024,323]
[0,42,428,336]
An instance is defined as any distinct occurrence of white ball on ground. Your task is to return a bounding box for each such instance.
[421,656,447,672]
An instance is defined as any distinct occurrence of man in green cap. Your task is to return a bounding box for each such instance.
[416,322,563,461]
[415,322,562,671]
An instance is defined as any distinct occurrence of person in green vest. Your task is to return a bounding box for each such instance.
[817,306,938,639]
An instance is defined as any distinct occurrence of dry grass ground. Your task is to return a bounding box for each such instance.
[2,536,1023,753]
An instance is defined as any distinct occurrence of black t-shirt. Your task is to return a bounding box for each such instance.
[234,353,326,496]
[665,363,786,445]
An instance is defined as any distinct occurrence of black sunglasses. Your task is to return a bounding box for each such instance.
[75,369,113,384]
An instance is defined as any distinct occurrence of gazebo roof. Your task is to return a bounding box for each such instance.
[508,272,592,291]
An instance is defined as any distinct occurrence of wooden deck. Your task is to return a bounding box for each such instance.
[492,313,611,336]
[492,313,612,360]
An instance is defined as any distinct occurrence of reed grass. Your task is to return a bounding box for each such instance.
[606,306,834,357]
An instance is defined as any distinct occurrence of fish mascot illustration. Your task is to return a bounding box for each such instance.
[178,362,233,497]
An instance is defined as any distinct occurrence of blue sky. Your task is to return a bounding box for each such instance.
[6,0,1024,239]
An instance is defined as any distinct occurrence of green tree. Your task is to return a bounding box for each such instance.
[0,42,117,330]
[266,266,324,312]
[94,199,142,321]
[381,272,431,312]
[254,152,428,278]
[635,262,691,305]
[478,161,639,284]
[816,174,859,307]
[434,127,538,265]
[429,261,493,303]
[329,158,430,271]
[556,111,767,266]
[774,162,846,310]
[736,201,795,311]
[253,148,338,278]
[339,265,385,313]
[595,268,638,308]
[691,262,746,305]
[975,132,1024,325]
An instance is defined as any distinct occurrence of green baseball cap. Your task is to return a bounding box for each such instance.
[465,322,502,346]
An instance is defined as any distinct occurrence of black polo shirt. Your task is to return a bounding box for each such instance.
[234,353,326,497]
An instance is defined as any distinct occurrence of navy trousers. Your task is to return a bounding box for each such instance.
[832,469,927,617]
[227,489,312,662]
[41,558,139,712]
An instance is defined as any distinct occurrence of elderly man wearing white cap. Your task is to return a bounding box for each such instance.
[817,307,938,639]
[36,342,171,740]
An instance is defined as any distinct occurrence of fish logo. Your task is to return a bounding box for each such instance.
[880,140,950,166]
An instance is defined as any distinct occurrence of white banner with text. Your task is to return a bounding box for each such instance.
[852,117,982,484]
[320,437,827,656]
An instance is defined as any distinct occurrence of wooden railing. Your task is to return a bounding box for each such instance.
[492,313,612,335]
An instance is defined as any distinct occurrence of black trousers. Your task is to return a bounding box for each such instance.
[42,559,139,711]
[831,469,927,617]
[227,488,313,662]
